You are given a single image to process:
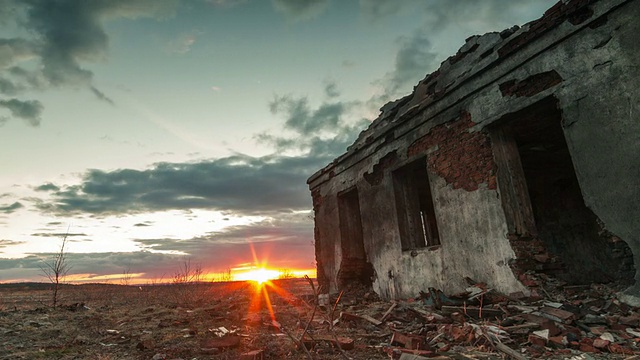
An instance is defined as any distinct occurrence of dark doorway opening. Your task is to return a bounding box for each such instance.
[493,97,634,285]
[337,188,373,288]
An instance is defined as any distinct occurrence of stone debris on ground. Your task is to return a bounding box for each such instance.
[1,278,640,359]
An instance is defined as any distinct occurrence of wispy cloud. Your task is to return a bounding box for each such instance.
[206,0,248,8]
[90,86,115,106]
[0,201,23,214]
[368,30,438,107]
[0,98,43,126]
[0,239,26,249]
[165,32,199,54]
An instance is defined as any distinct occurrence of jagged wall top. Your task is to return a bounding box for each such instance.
[309,0,600,183]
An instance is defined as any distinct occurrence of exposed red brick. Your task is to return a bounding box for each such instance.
[407,112,497,191]
[499,70,563,98]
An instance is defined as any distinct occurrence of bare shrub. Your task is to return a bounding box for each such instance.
[215,267,233,282]
[170,258,209,307]
[120,267,133,286]
[39,232,71,307]
[278,268,294,279]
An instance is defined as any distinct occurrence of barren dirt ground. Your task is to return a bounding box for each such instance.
[0,279,391,360]
[1,279,640,360]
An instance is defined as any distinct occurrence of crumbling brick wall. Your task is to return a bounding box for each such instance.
[407,111,497,192]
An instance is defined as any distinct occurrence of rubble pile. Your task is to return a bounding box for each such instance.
[305,279,640,359]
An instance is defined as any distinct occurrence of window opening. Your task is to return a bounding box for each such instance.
[393,158,440,251]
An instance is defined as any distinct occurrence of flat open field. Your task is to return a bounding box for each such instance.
[0,279,390,360]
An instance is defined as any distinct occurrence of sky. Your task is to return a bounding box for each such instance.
[0,0,557,284]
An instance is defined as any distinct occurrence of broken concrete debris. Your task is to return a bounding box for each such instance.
[302,281,640,359]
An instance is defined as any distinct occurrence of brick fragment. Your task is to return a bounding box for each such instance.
[592,338,610,349]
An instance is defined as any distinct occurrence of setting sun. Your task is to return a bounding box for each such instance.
[235,268,279,284]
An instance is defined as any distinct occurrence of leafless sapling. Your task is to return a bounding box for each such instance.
[40,232,72,307]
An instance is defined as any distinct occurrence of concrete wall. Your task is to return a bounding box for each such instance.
[309,0,640,302]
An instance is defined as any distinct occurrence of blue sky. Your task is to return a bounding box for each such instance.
[0,0,556,283]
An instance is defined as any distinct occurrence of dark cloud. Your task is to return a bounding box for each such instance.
[35,183,60,192]
[0,98,43,126]
[0,0,178,124]
[34,153,328,216]
[269,95,345,135]
[324,80,340,98]
[0,202,23,214]
[0,255,42,271]
[272,0,329,22]
[262,84,368,158]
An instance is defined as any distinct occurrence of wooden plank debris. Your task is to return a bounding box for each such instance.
[536,307,575,324]
[380,301,397,322]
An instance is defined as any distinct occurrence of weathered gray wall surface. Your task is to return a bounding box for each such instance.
[309,0,640,302]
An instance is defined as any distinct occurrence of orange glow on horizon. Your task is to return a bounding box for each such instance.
[234,268,279,284]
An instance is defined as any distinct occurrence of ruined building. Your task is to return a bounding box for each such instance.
[307,0,640,304]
